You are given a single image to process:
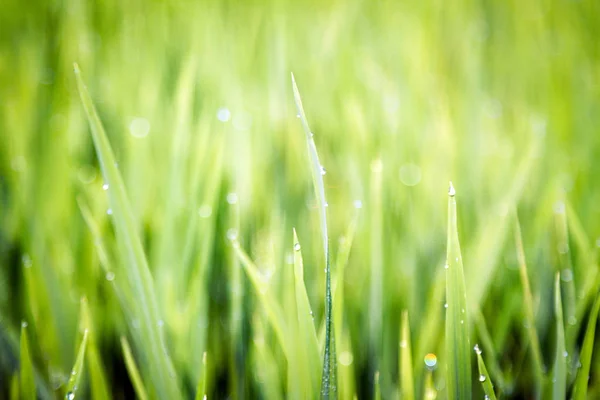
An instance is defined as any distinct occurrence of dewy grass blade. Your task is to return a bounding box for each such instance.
[572,294,600,400]
[74,63,180,399]
[474,344,497,400]
[121,336,149,400]
[65,329,89,399]
[514,214,544,388]
[552,273,566,400]
[472,310,508,392]
[445,182,472,400]
[79,297,111,400]
[19,322,35,400]
[293,229,321,397]
[194,352,208,400]
[399,310,414,400]
[291,73,336,398]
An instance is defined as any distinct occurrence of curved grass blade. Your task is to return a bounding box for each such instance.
[79,297,111,400]
[572,293,600,400]
[474,345,497,400]
[552,273,566,400]
[399,310,414,400]
[74,63,180,399]
[472,310,508,392]
[445,182,472,400]
[19,322,35,400]
[514,214,544,388]
[194,352,208,400]
[121,336,149,400]
[293,229,321,397]
[65,329,89,399]
[291,73,336,398]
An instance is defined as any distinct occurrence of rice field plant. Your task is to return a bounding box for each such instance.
[1,0,600,398]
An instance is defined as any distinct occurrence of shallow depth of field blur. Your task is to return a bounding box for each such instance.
[2,0,600,399]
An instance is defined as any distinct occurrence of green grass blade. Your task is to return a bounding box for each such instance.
[19,322,36,400]
[552,273,566,400]
[79,297,111,400]
[121,336,149,400]
[572,294,600,400]
[514,214,544,387]
[399,310,414,400]
[373,371,381,400]
[65,329,89,399]
[194,352,208,400]
[10,373,19,400]
[445,182,471,400]
[474,345,497,400]
[74,63,180,399]
[291,72,336,398]
[424,370,437,400]
[472,310,508,392]
[293,229,321,396]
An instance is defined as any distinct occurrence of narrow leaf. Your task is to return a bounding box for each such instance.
[121,336,149,400]
[552,273,566,400]
[19,322,35,400]
[194,352,208,400]
[65,329,89,399]
[474,345,497,400]
[572,294,600,400]
[399,310,414,400]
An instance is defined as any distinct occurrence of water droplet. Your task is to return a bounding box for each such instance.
[560,268,573,282]
[554,201,565,214]
[320,165,326,175]
[399,163,422,186]
[107,208,113,215]
[102,183,109,190]
[400,340,407,348]
[448,181,456,196]
[444,264,449,269]
[563,351,569,357]
[424,353,437,369]
[226,228,238,241]
[105,271,115,281]
[296,114,300,118]
[21,321,28,328]
[158,320,164,327]
[129,117,150,138]
[353,200,363,209]
[474,344,482,355]
[294,242,301,251]
[66,392,75,400]
[22,254,32,268]
[484,395,490,400]
[198,205,212,218]
[479,374,486,382]
[226,192,238,205]
[444,303,448,309]
[217,107,231,122]
[339,351,354,366]
[77,165,97,184]
[461,308,465,313]
[324,202,329,208]
[460,320,464,324]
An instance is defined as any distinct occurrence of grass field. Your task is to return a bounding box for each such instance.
[1,0,600,398]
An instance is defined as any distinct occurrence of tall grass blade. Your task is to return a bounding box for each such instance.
[291,73,336,398]
[79,297,111,400]
[65,329,89,399]
[74,63,180,399]
[552,273,566,400]
[514,214,544,388]
[10,373,19,400]
[194,352,208,400]
[474,345,497,400]
[445,182,471,400]
[424,370,437,400]
[19,322,35,400]
[472,310,508,392]
[572,294,600,400]
[399,310,415,400]
[373,371,381,400]
[121,336,149,400]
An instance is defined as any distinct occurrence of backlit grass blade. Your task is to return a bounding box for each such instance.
[79,297,110,400]
[399,310,414,400]
[472,310,508,392]
[373,371,381,400]
[293,229,320,397]
[552,273,566,400]
[19,322,35,400]
[121,336,149,400]
[10,373,19,400]
[291,72,336,398]
[474,345,497,400]
[194,352,208,400]
[445,182,471,400]
[74,63,180,399]
[572,294,600,400]
[514,214,544,387]
[424,370,437,400]
[65,329,89,399]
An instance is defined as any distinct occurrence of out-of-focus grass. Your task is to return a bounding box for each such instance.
[1,0,600,398]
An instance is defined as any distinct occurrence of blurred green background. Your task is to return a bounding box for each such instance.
[1,0,600,398]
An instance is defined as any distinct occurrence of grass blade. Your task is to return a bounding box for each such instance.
[121,336,149,400]
[10,373,19,400]
[373,371,381,400]
[74,63,180,399]
[552,273,566,400]
[472,310,508,392]
[399,310,414,400]
[445,182,471,400]
[65,329,89,399]
[194,352,208,400]
[572,294,600,400]
[291,72,336,398]
[514,214,544,388]
[474,344,497,400]
[424,370,437,400]
[19,322,35,400]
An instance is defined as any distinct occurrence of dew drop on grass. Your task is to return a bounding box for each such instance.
[158,319,164,327]
[320,165,326,175]
[460,320,464,324]
[198,204,212,218]
[560,268,573,282]
[129,117,150,138]
[448,181,456,197]
[474,344,482,355]
[226,228,238,241]
[22,254,32,268]
[102,183,109,190]
[217,108,231,122]
[107,208,113,215]
[444,303,448,309]
[226,192,238,205]
[339,351,354,366]
[400,340,407,348]
[21,321,28,328]
[353,200,363,209]
[105,271,115,281]
[563,351,569,357]
[424,353,437,369]
[399,163,421,186]
[66,392,75,400]
[294,242,301,251]
[479,374,486,382]
[324,202,329,207]
[444,264,449,270]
